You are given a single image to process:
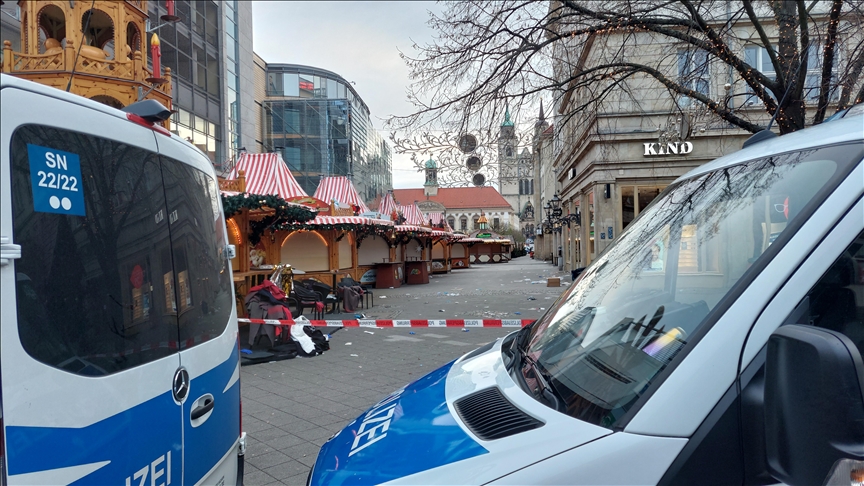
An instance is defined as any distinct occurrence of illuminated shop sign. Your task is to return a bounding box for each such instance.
[643,141,694,156]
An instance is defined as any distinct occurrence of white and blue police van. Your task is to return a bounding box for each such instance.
[309,108,864,486]
[0,74,245,484]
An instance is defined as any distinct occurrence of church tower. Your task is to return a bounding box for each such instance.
[497,106,531,233]
[423,156,438,197]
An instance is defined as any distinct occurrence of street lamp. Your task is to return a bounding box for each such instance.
[550,193,562,219]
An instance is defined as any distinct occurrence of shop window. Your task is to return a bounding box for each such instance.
[622,186,635,229]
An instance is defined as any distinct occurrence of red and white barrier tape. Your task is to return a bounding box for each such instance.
[237,318,535,328]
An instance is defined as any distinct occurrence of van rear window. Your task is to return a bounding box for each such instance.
[10,125,231,376]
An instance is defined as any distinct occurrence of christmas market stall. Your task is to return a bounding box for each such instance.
[272,176,393,297]
[426,212,456,274]
[218,153,316,311]
[373,191,402,288]
[466,213,514,264]
[395,202,433,285]
[449,233,471,269]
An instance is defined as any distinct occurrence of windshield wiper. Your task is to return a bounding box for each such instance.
[520,349,567,413]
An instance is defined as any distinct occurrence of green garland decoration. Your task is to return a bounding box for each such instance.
[221,193,316,245]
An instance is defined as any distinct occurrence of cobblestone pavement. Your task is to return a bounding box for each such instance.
[240,257,570,485]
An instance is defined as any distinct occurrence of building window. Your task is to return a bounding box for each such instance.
[493,217,500,229]
[743,45,777,105]
[460,216,468,231]
[473,215,480,229]
[803,42,840,102]
[678,49,709,104]
[447,217,456,230]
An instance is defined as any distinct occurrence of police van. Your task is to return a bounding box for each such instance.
[310,109,864,485]
[0,74,245,484]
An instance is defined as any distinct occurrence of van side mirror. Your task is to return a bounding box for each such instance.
[764,325,864,486]
[226,245,236,260]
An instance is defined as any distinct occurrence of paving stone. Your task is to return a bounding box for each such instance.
[241,257,567,483]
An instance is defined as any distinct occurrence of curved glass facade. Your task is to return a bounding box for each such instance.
[263,64,392,203]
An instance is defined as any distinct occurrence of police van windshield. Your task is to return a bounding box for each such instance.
[516,142,862,428]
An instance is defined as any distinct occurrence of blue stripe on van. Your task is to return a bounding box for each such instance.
[311,361,488,485]
[5,390,182,483]
[183,344,241,484]
[5,346,240,485]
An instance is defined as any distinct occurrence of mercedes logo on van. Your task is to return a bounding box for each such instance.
[173,368,190,403]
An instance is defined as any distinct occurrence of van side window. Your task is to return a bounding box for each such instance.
[789,228,864,354]
[159,155,232,348]
[10,125,178,375]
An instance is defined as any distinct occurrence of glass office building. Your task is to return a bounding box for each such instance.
[262,64,392,204]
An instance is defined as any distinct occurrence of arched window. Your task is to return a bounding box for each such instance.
[530,180,534,194]
[472,215,480,229]
[81,9,114,59]
[447,217,456,230]
[37,5,66,54]
[460,216,468,231]
[126,22,141,59]
[518,180,524,195]
[506,147,513,157]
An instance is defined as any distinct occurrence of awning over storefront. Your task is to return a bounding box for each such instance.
[314,176,371,214]
[227,153,308,199]
[279,215,394,229]
[394,224,430,233]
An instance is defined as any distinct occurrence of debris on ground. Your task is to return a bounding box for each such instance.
[527,297,536,300]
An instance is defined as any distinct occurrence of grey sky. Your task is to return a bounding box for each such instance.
[252,1,442,189]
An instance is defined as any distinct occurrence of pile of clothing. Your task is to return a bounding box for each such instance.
[338,283,365,312]
[244,280,292,347]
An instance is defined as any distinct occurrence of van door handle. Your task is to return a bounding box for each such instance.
[1,237,21,266]
[191,395,215,420]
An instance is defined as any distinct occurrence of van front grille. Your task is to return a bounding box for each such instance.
[454,387,544,441]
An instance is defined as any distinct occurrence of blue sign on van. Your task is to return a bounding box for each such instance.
[27,144,85,216]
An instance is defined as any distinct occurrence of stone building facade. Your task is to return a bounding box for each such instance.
[547,6,861,273]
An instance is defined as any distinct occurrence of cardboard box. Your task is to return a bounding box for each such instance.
[547,277,561,287]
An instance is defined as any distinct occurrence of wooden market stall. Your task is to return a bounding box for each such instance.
[464,214,514,264]
[426,212,456,274]
[395,203,433,285]
[450,235,470,269]
[218,153,316,314]
[274,176,393,293]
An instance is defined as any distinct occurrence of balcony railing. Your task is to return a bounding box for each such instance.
[1,40,171,97]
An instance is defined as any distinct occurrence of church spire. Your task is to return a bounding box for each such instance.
[501,106,514,127]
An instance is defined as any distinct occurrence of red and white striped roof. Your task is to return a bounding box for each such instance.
[302,215,393,227]
[397,203,425,226]
[378,191,397,217]
[426,212,454,232]
[314,176,370,214]
[394,224,430,233]
[227,153,308,199]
